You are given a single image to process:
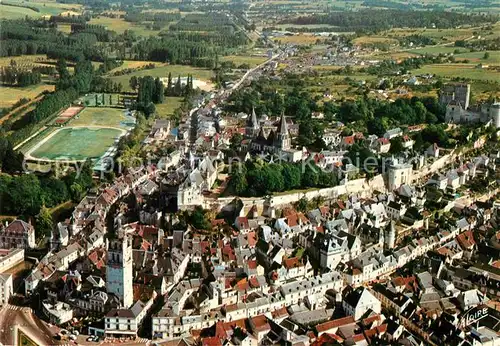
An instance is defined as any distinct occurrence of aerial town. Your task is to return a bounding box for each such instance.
[0,1,499,346]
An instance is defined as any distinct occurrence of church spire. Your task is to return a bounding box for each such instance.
[251,107,258,127]
[274,111,291,151]
[246,106,260,137]
[277,111,288,136]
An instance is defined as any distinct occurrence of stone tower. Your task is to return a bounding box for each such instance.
[439,83,470,110]
[491,102,500,129]
[274,112,291,151]
[384,220,396,250]
[106,235,133,308]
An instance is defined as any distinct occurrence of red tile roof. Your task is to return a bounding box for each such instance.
[249,277,260,288]
[4,220,33,234]
[211,219,226,227]
[343,136,355,145]
[202,337,222,346]
[271,307,289,319]
[283,257,303,269]
[251,315,270,332]
[286,212,309,227]
[456,230,476,250]
[247,231,257,248]
[235,217,249,230]
[352,334,366,342]
[316,316,355,333]
[247,259,258,270]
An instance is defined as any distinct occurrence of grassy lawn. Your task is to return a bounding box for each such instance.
[0,84,55,109]
[369,51,420,60]
[221,55,268,68]
[353,36,399,45]
[0,4,40,19]
[0,0,81,18]
[109,65,214,92]
[89,16,163,36]
[454,50,500,64]
[273,34,320,45]
[413,64,500,81]
[57,23,73,33]
[68,107,134,128]
[410,46,470,55]
[156,97,183,118]
[0,55,48,67]
[107,60,162,74]
[385,27,478,43]
[30,127,124,160]
[270,23,340,30]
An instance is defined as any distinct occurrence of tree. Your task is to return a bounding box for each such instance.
[74,60,94,93]
[282,163,301,190]
[70,183,84,202]
[153,77,165,104]
[302,164,319,188]
[230,133,243,150]
[137,76,155,105]
[295,197,309,212]
[483,52,490,60]
[36,205,53,239]
[231,163,248,195]
[8,174,43,215]
[56,58,70,80]
[389,137,404,154]
[174,75,182,96]
[129,76,139,91]
[166,72,173,95]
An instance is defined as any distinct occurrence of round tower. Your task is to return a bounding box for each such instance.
[385,220,396,249]
[491,102,500,129]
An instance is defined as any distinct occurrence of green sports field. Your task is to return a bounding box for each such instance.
[30,127,124,160]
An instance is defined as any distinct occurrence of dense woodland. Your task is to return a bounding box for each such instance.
[0,160,94,224]
[0,65,42,87]
[282,10,497,33]
[0,19,104,61]
[229,160,339,197]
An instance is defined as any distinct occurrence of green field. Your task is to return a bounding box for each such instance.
[23,106,134,162]
[108,65,214,92]
[0,84,55,109]
[454,50,500,64]
[156,97,183,118]
[89,16,163,36]
[221,55,268,68]
[0,55,49,67]
[413,64,500,81]
[0,0,81,18]
[353,36,399,45]
[273,34,320,45]
[69,106,134,128]
[410,46,470,55]
[0,4,39,19]
[30,127,124,160]
[107,60,162,74]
